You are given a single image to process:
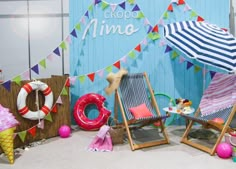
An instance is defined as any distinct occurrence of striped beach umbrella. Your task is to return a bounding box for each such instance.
[164,21,236,73]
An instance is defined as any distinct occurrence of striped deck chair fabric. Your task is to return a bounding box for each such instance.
[114,72,170,150]
[181,73,236,155]
[200,72,236,116]
[119,73,169,122]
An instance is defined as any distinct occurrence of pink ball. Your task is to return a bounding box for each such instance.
[58,125,71,138]
[216,142,233,159]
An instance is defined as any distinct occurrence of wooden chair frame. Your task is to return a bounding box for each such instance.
[114,72,170,151]
[181,105,236,155]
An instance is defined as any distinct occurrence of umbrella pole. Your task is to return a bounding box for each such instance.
[203,64,206,93]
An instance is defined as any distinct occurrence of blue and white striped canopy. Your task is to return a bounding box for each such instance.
[164,21,236,73]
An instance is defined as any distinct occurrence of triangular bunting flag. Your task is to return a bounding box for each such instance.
[105,66,113,73]
[96,69,104,77]
[65,78,70,87]
[128,0,135,4]
[159,39,167,46]
[31,64,39,74]
[110,4,117,12]
[61,87,68,95]
[178,0,185,5]
[152,33,160,40]
[39,59,46,69]
[119,2,126,10]
[95,0,101,4]
[163,11,169,19]
[190,11,198,18]
[148,32,154,39]
[78,75,86,84]
[132,4,140,11]
[144,18,150,25]
[167,4,173,12]
[210,71,216,79]
[18,131,27,142]
[87,73,95,82]
[147,25,153,34]
[69,76,76,85]
[2,80,11,91]
[80,16,86,25]
[165,45,172,53]
[171,51,179,59]
[66,35,72,44]
[12,75,21,85]
[128,51,136,59]
[158,18,165,26]
[37,120,44,129]
[179,56,186,63]
[22,70,30,80]
[194,65,201,73]
[135,44,141,52]
[113,61,121,69]
[152,25,159,33]
[85,11,89,18]
[136,12,145,19]
[56,96,63,104]
[51,105,57,113]
[88,4,93,11]
[186,62,194,69]
[47,54,55,61]
[75,23,81,31]
[44,113,53,122]
[101,1,109,10]
[142,38,148,45]
[184,4,191,12]
[60,41,67,50]
[53,47,61,56]
[70,29,77,38]
[28,126,36,137]
[120,56,127,63]
[197,16,204,22]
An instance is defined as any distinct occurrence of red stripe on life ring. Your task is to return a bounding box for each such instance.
[18,106,29,115]
[43,87,52,96]
[41,105,50,115]
[23,83,33,93]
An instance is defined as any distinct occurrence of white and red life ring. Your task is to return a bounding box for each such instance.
[73,93,111,131]
[17,81,53,120]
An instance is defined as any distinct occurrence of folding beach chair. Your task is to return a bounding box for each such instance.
[113,72,170,150]
[181,73,236,155]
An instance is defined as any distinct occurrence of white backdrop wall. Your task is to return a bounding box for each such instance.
[0,0,69,81]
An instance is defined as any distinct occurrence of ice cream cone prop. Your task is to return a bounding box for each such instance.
[0,127,15,164]
[0,104,19,164]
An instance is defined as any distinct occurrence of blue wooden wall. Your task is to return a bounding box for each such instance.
[69,0,229,124]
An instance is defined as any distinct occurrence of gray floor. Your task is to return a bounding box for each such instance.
[0,126,235,169]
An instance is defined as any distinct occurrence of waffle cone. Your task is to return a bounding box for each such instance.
[0,127,15,164]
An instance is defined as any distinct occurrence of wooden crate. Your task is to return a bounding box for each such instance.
[0,75,71,153]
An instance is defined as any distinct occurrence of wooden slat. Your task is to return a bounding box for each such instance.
[0,75,70,153]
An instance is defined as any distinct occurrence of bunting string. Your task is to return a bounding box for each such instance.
[14,77,70,142]
[0,0,217,90]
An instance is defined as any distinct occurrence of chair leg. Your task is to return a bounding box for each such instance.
[181,120,194,142]
[115,90,169,150]
[116,91,136,150]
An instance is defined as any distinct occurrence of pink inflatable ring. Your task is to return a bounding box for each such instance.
[73,93,111,131]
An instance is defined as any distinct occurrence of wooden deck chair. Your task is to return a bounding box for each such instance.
[114,72,170,150]
[181,73,236,155]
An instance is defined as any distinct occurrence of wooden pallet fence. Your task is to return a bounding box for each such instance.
[0,75,71,153]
